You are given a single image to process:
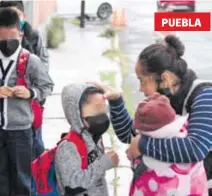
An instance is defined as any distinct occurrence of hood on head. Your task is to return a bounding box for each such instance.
[62,83,96,133]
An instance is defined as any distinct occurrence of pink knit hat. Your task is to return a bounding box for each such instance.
[133,93,176,132]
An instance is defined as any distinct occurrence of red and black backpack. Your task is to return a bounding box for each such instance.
[16,49,44,130]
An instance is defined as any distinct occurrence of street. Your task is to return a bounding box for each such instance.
[118,0,212,106]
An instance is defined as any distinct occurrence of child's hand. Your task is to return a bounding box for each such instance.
[106,150,119,167]
[126,135,142,160]
[13,86,31,99]
[0,86,14,98]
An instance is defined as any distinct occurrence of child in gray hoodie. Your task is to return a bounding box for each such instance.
[55,83,119,196]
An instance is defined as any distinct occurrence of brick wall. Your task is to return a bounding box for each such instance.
[33,0,57,28]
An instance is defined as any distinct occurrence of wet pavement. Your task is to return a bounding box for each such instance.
[118,0,212,107]
[44,22,117,146]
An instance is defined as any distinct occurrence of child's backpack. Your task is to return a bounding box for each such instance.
[31,131,88,196]
[17,49,44,130]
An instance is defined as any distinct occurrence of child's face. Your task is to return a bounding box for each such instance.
[81,93,108,128]
[0,27,20,41]
[80,92,110,142]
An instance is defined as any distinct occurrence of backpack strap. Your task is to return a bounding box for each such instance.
[16,49,30,87]
[186,82,212,114]
[60,131,88,169]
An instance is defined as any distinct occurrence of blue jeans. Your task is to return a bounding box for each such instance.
[33,127,45,159]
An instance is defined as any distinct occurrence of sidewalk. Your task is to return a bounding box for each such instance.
[43,22,118,147]
[42,22,132,196]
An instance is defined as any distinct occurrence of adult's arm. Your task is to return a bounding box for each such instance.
[109,97,137,144]
[109,88,212,163]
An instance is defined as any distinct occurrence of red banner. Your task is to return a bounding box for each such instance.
[154,12,211,31]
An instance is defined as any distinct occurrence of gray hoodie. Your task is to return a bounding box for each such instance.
[55,83,113,196]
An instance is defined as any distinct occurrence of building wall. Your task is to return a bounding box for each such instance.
[24,0,57,46]
[24,1,33,25]
[32,0,57,28]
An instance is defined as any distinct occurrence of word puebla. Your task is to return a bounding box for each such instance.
[154,12,211,31]
[162,18,201,27]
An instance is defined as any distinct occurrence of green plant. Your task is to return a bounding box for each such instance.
[100,28,135,195]
[52,17,64,27]
[100,27,125,39]
[122,83,135,116]
[102,49,121,60]
[108,127,119,196]
[100,28,116,39]
[102,35,134,116]
[100,72,116,87]
[71,18,80,26]
[47,17,65,49]
[100,71,119,195]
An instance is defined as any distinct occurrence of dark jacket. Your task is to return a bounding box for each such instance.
[22,22,49,72]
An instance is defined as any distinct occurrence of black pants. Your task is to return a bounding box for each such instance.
[32,127,44,160]
[0,128,33,196]
[204,152,212,196]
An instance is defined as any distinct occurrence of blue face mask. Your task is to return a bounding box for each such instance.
[20,21,25,31]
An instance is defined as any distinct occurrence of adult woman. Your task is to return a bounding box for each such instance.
[90,35,212,194]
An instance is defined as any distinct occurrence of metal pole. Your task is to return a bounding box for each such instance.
[80,0,85,28]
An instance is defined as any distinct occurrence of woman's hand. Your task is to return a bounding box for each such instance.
[126,135,142,160]
[87,81,122,101]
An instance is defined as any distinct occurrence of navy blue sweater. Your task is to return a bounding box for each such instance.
[109,88,212,163]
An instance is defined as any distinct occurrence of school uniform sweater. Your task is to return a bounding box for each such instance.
[0,46,53,130]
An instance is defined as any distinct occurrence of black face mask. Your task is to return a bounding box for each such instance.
[0,39,20,57]
[85,113,110,143]
[157,85,188,115]
[156,70,196,115]
[157,87,171,97]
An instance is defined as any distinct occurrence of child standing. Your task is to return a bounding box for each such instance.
[0,8,53,195]
[0,0,50,158]
[55,84,119,196]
